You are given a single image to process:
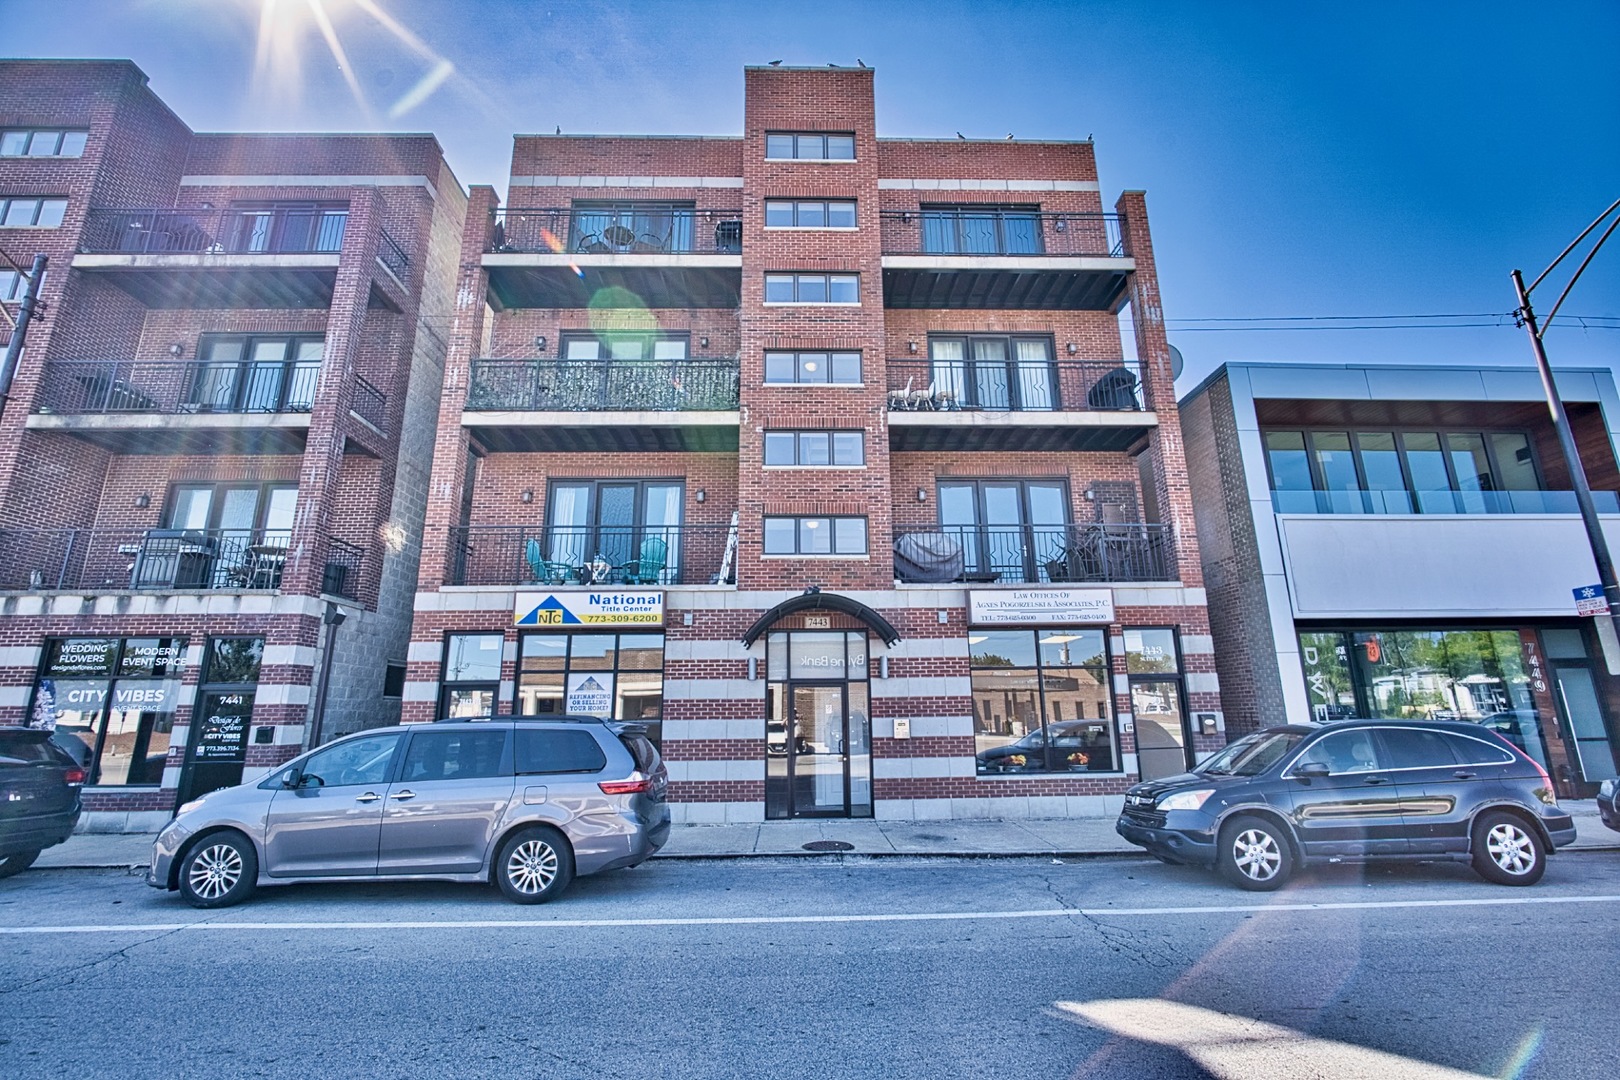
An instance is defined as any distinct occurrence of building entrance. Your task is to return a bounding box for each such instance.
[764,631,873,819]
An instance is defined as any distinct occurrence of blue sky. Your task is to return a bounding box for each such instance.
[6,0,1617,388]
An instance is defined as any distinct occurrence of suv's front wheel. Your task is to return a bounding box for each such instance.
[495,826,575,904]
[1217,815,1294,891]
[177,831,258,908]
[1471,811,1546,886]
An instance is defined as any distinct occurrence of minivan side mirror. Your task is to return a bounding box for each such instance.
[280,768,301,789]
[1295,761,1330,780]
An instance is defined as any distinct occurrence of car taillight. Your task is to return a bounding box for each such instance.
[599,775,650,795]
[63,767,86,787]
[1531,760,1558,807]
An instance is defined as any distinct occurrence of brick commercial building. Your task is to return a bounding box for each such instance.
[406,65,1223,822]
[0,60,466,828]
[1181,361,1620,797]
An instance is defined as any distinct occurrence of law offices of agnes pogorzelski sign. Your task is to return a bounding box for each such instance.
[514,590,665,627]
[967,588,1115,626]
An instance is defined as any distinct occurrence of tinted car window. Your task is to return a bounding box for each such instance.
[618,733,659,773]
[1294,730,1383,774]
[1444,732,1517,766]
[1199,731,1304,776]
[0,732,64,765]
[300,733,400,787]
[515,729,608,775]
[1377,727,1458,769]
[402,730,508,782]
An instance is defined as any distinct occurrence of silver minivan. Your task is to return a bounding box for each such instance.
[147,717,670,907]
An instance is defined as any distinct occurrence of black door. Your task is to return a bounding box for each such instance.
[1284,729,1408,857]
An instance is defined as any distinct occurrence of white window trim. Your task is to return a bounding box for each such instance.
[762,464,869,471]
[763,300,862,307]
[762,225,861,231]
[763,380,865,388]
[760,553,871,561]
[764,156,858,164]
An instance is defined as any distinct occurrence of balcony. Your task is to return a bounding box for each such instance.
[73,206,404,310]
[446,523,735,587]
[26,359,386,454]
[893,523,1174,585]
[884,358,1154,452]
[483,206,743,309]
[880,210,1132,310]
[462,357,740,452]
[0,528,293,592]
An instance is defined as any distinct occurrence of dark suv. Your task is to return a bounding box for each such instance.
[0,727,86,878]
[1116,720,1575,891]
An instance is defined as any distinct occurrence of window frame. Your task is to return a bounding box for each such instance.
[191,333,325,413]
[0,196,68,228]
[918,203,1045,255]
[439,632,505,720]
[763,199,858,230]
[926,333,1059,411]
[936,477,1072,582]
[763,430,865,468]
[763,349,863,386]
[764,132,857,161]
[222,200,348,253]
[514,631,667,747]
[969,627,1119,776]
[763,272,860,305]
[557,330,692,360]
[761,516,869,557]
[0,129,89,158]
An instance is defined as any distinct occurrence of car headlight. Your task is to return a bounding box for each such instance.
[175,796,209,817]
[1157,789,1215,812]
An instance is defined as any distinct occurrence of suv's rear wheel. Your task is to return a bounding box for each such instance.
[1471,811,1546,886]
[1217,815,1294,891]
[0,849,42,879]
[177,832,257,908]
[495,826,574,904]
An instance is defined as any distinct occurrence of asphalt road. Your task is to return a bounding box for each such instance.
[2,850,1617,1080]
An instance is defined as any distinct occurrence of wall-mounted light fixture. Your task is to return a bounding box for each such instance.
[699,336,710,349]
[168,343,184,358]
[1054,217,1067,233]
[747,656,758,681]
[695,489,706,503]
[906,340,918,354]
[1083,487,1095,502]
[880,655,889,679]
[520,489,534,503]
[134,493,151,509]
[534,335,547,352]
[916,488,927,503]
[1066,342,1077,355]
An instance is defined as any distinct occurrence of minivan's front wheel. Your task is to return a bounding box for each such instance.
[495,827,575,904]
[1472,811,1546,886]
[178,832,257,908]
[1217,815,1294,891]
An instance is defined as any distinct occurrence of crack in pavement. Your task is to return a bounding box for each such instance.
[0,914,223,996]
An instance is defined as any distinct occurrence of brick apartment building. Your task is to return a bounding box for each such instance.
[0,60,465,828]
[406,65,1223,822]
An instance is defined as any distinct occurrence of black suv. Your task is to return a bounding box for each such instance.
[1116,720,1576,891]
[0,727,86,878]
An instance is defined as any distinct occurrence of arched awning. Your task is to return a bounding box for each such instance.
[741,591,902,648]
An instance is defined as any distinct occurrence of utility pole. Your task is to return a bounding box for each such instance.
[1512,197,1620,643]
[0,253,48,423]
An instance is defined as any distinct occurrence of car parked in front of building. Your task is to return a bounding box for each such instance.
[1598,778,1620,833]
[0,726,86,878]
[1116,720,1575,891]
[148,717,670,908]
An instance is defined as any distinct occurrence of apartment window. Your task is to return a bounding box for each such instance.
[765,132,856,161]
[1264,428,1549,514]
[544,480,683,584]
[764,350,861,385]
[921,204,1043,255]
[970,629,1115,775]
[764,273,859,304]
[0,130,88,158]
[0,197,67,228]
[569,201,695,254]
[560,331,689,360]
[517,632,666,747]
[224,202,347,253]
[929,335,1057,411]
[0,268,38,303]
[763,516,867,556]
[440,633,504,719]
[137,483,297,591]
[191,335,323,413]
[938,479,1069,582]
[764,431,864,467]
[764,200,857,228]
[30,636,191,787]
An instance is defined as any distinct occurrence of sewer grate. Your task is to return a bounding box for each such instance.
[802,840,856,852]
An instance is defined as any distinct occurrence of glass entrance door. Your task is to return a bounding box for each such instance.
[764,631,874,819]
[789,685,849,816]
[1552,663,1619,784]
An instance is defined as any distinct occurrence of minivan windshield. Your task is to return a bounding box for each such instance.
[1197,730,1304,776]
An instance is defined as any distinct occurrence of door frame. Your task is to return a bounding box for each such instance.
[1548,658,1620,790]
[783,679,854,819]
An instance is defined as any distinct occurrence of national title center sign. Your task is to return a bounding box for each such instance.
[514,590,665,627]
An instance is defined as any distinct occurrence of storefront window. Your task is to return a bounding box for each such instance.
[440,633,504,719]
[516,633,665,745]
[971,629,1114,774]
[178,637,264,804]
[1124,628,1190,781]
[1353,630,1533,722]
[29,637,189,786]
[1299,631,1357,723]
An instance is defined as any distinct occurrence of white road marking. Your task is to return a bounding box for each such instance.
[4,892,1620,935]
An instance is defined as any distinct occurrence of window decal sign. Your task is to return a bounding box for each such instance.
[565,672,615,717]
[515,591,664,627]
[968,588,1115,626]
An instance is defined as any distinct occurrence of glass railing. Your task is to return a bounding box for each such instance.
[1271,488,1620,515]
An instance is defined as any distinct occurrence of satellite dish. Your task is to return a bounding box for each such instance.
[1168,343,1185,381]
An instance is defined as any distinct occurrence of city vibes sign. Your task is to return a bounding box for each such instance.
[514,591,665,627]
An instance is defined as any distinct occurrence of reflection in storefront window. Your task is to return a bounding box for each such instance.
[516,632,665,745]
[1354,630,1532,722]
[30,636,190,787]
[971,629,1116,774]
[1299,632,1357,723]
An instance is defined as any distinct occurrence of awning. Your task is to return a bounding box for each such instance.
[740,590,902,648]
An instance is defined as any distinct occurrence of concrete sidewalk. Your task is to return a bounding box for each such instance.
[32,802,1619,870]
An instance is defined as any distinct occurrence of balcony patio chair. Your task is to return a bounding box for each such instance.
[887,377,914,411]
[1086,366,1141,410]
[575,233,612,255]
[908,381,938,410]
[631,231,670,253]
[714,219,742,253]
[620,536,669,585]
[524,537,579,585]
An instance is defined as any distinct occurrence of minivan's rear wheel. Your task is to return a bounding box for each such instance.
[0,849,42,879]
[177,832,257,908]
[1471,811,1546,886]
[496,827,574,904]
[1218,815,1294,891]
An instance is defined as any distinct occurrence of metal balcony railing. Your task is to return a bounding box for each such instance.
[34,358,321,416]
[466,357,741,412]
[0,528,296,592]
[81,205,348,255]
[351,374,386,428]
[879,210,1125,258]
[893,522,1173,585]
[885,358,1144,412]
[488,207,744,255]
[376,229,409,275]
[446,523,735,587]
[321,537,364,599]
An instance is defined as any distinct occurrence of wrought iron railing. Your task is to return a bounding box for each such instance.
[34,358,320,415]
[893,522,1173,585]
[351,374,386,428]
[81,206,348,255]
[488,207,744,255]
[885,357,1144,412]
[466,357,741,412]
[0,528,297,592]
[446,523,735,587]
[879,210,1125,258]
[321,537,364,599]
[376,229,409,275]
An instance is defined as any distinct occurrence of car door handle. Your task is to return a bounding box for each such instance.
[1361,775,1390,785]
[1453,770,1476,780]
[390,789,416,800]
[354,792,380,803]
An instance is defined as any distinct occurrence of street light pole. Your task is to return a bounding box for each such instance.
[0,253,48,422]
